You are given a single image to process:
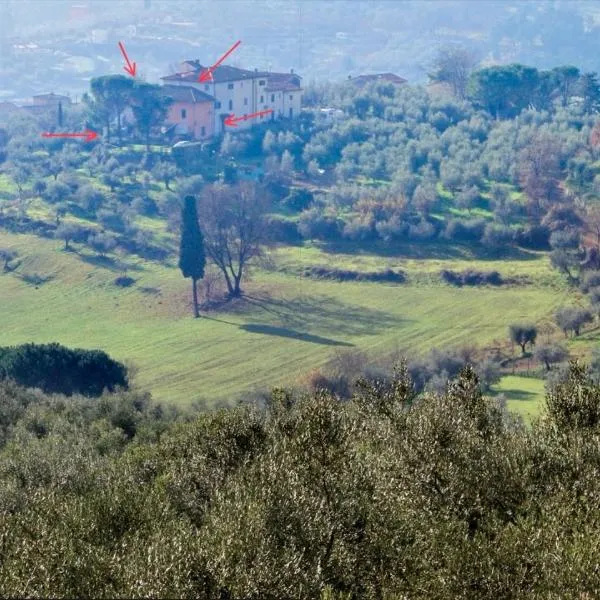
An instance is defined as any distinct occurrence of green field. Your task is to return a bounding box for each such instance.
[0,228,575,407]
[492,375,546,422]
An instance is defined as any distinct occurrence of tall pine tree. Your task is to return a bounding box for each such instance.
[178,195,206,318]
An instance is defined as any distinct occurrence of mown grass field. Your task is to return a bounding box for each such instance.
[0,227,574,408]
[492,375,546,422]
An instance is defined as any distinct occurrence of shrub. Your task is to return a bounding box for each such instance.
[443,218,486,243]
[303,266,406,283]
[441,269,504,286]
[131,196,158,217]
[76,185,105,215]
[342,216,375,241]
[0,342,128,396]
[407,219,436,241]
[581,270,600,293]
[114,276,136,288]
[265,216,303,244]
[97,210,127,233]
[43,181,71,204]
[282,188,314,212]
[297,208,342,241]
[481,224,514,251]
[514,225,550,250]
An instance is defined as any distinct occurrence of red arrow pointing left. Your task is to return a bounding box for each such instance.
[41,130,99,142]
[224,109,273,127]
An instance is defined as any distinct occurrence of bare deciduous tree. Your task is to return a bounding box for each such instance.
[199,182,269,298]
[429,44,477,100]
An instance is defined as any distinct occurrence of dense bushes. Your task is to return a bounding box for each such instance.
[441,268,504,286]
[303,266,406,283]
[2,363,600,596]
[0,343,128,396]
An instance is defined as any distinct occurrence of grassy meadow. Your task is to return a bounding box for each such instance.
[0,226,574,408]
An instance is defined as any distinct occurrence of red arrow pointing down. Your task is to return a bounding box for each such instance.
[224,109,273,127]
[41,130,98,142]
[118,41,137,77]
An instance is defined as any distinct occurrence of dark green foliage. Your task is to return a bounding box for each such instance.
[282,187,314,212]
[178,195,206,318]
[441,269,504,287]
[509,323,537,354]
[303,266,406,283]
[546,361,600,429]
[0,342,127,396]
[130,82,172,150]
[2,364,600,596]
[114,275,135,288]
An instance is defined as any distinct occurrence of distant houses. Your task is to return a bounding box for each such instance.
[0,93,74,127]
[160,61,303,140]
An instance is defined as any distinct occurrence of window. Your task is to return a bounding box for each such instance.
[289,108,293,118]
[260,95,264,103]
[228,100,233,110]
[244,97,248,106]
[289,95,293,101]
[181,109,187,119]
[271,94,275,102]
[201,126,206,137]
[227,83,234,90]
[204,84,209,91]
[259,80,266,86]
[215,101,221,109]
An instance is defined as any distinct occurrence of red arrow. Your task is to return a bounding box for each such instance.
[41,129,98,142]
[224,109,273,127]
[199,40,242,83]
[118,41,137,77]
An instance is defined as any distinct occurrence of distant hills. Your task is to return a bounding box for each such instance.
[2,0,600,100]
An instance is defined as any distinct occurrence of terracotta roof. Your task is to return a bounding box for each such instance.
[264,73,302,92]
[161,85,214,104]
[349,73,407,86]
[163,63,260,84]
[164,63,303,88]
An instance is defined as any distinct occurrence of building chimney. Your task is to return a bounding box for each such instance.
[290,68,294,74]
[255,68,258,72]
[348,75,352,80]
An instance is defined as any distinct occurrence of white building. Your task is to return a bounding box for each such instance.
[161,61,302,136]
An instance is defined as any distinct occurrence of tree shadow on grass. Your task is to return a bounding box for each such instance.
[239,291,407,337]
[497,387,540,403]
[16,272,55,286]
[77,253,144,273]
[239,323,353,346]
[316,239,540,262]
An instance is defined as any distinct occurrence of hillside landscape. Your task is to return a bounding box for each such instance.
[3,1,600,597]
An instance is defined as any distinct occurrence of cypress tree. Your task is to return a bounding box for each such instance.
[178,195,206,318]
